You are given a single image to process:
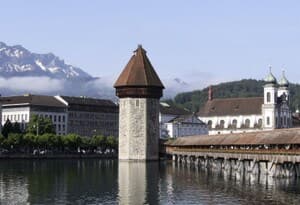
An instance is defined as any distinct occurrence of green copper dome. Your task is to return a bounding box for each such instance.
[278,71,289,87]
[264,67,277,84]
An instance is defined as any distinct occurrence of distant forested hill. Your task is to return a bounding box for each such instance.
[164,79,300,113]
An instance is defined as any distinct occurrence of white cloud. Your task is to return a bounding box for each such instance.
[0,77,64,92]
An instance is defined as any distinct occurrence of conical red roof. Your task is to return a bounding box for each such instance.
[114,45,164,89]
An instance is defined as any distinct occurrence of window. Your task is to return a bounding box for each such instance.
[220,120,225,129]
[232,119,237,129]
[58,116,61,122]
[207,120,212,129]
[54,116,57,122]
[62,116,65,122]
[267,92,271,103]
[245,119,250,128]
[267,117,270,125]
[258,119,262,128]
[136,100,139,107]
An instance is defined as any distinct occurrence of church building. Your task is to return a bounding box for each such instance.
[198,69,292,135]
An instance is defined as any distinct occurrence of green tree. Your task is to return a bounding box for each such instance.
[0,134,4,147]
[26,115,55,135]
[36,134,50,150]
[12,122,22,134]
[6,133,23,151]
[50,135,63,151]
[23,133,37,153]
[2,119,13,138]
[62,134,82,151]
[91,135,107,152]
[106,136,118,152]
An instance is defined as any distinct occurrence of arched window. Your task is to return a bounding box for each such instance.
[207,120,212,129]
[245,119,250,128]
[267,92,271,103]
[258,119,262,128]
[232,119,237,129]
[220,120,225,129]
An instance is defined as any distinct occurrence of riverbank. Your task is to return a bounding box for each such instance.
[0,153,117,159]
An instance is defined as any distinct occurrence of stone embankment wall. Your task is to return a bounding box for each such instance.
[171,151,300,178]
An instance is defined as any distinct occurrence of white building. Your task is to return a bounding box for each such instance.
[1,94,68,135]
[1,94,118,137]
[159,102,208,138]
[198,69,292,135]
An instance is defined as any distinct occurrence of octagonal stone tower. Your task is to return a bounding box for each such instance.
[114,45,164,160]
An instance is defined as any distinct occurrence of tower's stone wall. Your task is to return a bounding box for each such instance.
[119,98,159,160]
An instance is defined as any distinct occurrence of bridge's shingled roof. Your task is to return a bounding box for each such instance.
[165,128,300,146]
[198,97,263,117]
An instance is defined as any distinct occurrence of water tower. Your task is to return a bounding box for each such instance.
[114,45,164,160]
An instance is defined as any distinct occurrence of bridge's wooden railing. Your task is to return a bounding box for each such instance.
[169,148,300,156]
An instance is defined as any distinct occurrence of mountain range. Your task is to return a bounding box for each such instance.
[0,42,191,99]
[0,42,113,98]
[0,42,93,80]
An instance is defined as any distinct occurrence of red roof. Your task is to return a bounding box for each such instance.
[198,97,263,117]
[114,45,164,89]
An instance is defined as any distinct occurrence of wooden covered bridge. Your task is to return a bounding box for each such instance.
[164,128,300,177]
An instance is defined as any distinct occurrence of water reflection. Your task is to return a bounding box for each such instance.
[118,161,159,204]
[0,159,300,204]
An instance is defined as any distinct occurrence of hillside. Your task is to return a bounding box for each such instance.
[166,79,300,113]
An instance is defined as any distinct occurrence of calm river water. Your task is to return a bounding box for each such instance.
[0,159,300,205]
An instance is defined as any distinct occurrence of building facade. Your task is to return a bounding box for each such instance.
[159,102,208,138]
[1,94,68,135]
[55,96,118,137]
[198,69,292,135]
[1,94,118,137]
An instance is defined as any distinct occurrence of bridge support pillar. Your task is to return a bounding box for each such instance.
[295,163,300,177]
[194,157,199,167]
[224,159,231,172]
[177,155,182,164]
[172,154,177,162]
[259,161,268,175]
[250,160,260,175]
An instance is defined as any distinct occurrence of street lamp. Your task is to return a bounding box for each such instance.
[33,122,39,136]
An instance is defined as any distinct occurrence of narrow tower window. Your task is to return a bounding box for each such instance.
[136,99,139,107]
[267,117,270,125]
[267,92,271,103]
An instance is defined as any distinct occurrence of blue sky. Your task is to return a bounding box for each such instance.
[1,1,300,90]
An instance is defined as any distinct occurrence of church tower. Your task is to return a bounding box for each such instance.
[114,45,164,160]
[278,70,289,102]
[262,67,278,130]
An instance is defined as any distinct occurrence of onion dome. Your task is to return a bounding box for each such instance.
[264,66,277,84]
[114,45,164,98]
[278,70,289,87]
